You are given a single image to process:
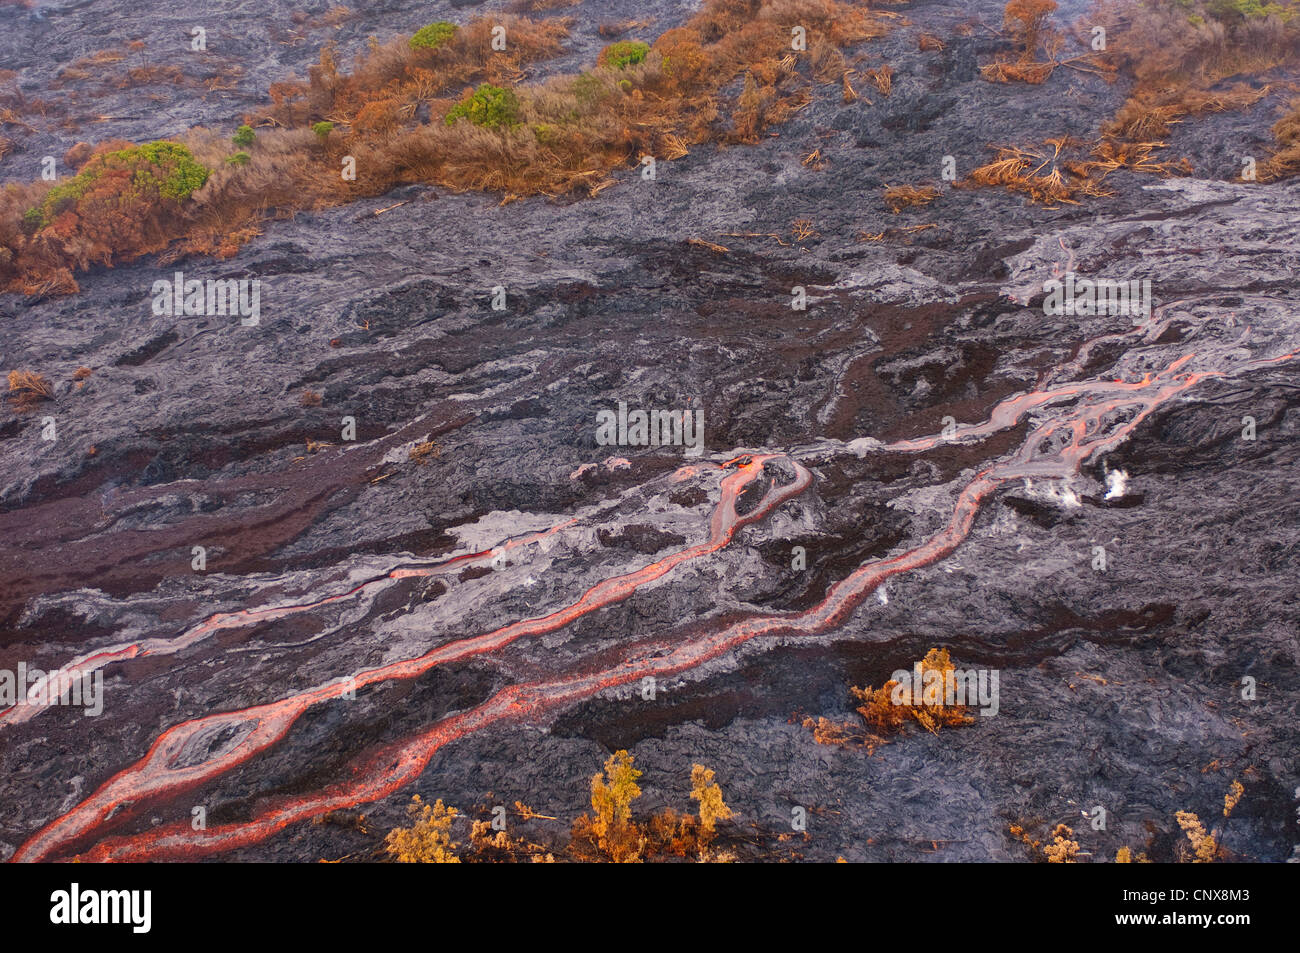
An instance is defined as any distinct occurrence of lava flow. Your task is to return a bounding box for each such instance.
[0,519,574,727]
[10,294,1298,863]
[11,453,810,862]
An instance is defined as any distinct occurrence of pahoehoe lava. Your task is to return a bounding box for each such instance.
[2,0,1298,864]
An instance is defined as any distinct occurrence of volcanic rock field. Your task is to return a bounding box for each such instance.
[0,0,1297,862]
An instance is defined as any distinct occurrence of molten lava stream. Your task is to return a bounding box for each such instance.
[12,455,810,862]
[0,521,579,728]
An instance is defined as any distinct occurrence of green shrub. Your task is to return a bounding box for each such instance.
[21,207,43,235]
[232,124,255,148]
[410,21,458,51]
[134,141,210,199]
[226,151,251,166]
[1206,0,1297,21]
[572,72,611,110]
[445,83,521,128]
[601,40,649,70]
[312,120,335,139]
[34,141,209,227]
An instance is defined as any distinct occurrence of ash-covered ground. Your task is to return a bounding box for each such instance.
[0,0,1297,862]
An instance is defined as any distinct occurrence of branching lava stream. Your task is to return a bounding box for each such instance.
[11,294,1298,863]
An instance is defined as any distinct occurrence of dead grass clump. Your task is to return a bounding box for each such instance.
[805,647,976,752]
[598,19,654,39]
[63,141,94,169]
[1089,136,1191,175]
[8,370,52,413]
[964,139,1088,204]
[1009,822,1079,862]
[863,63,892,95]
[508,0,580,11]
[1003,0,1059,58]
[955,135,1193,204]
[1260,97,1300,179]
[979,59,1058,83]
[1107,82,1267,139]
[841,69,860,102]
[569,751,736,863]
[1106,96,1186,139]
[855,223,937,243]
[408,439,438,464]
[810,41,847,81]
[883,183,940,212]
[791,218,818,241]
[980,0,1113,85]
[55,43,244,98]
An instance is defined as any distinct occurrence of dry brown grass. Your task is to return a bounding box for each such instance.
[841,68,860,103]
[1261,97,1300,179]
[805,648,975,752]
[970,1,1293,201]
[791,218,819,241]
[2,0,898,295]
[408,439,439,464]
[509,0,581,11]
[1089,136,1191,175]
[1108,82,1268,139]
[964,139,1088,204]
[1094,0,1300,141]
[55,44,245,96]
[863,63,893,95]
[957,134,1193,205]
[854,222,936,243]
[979,59,1059,83]
[8,370,52,413]
[883,183,940,212]
[598,19,655,39]
[801,147,827,169]
[979,0,1113,86]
